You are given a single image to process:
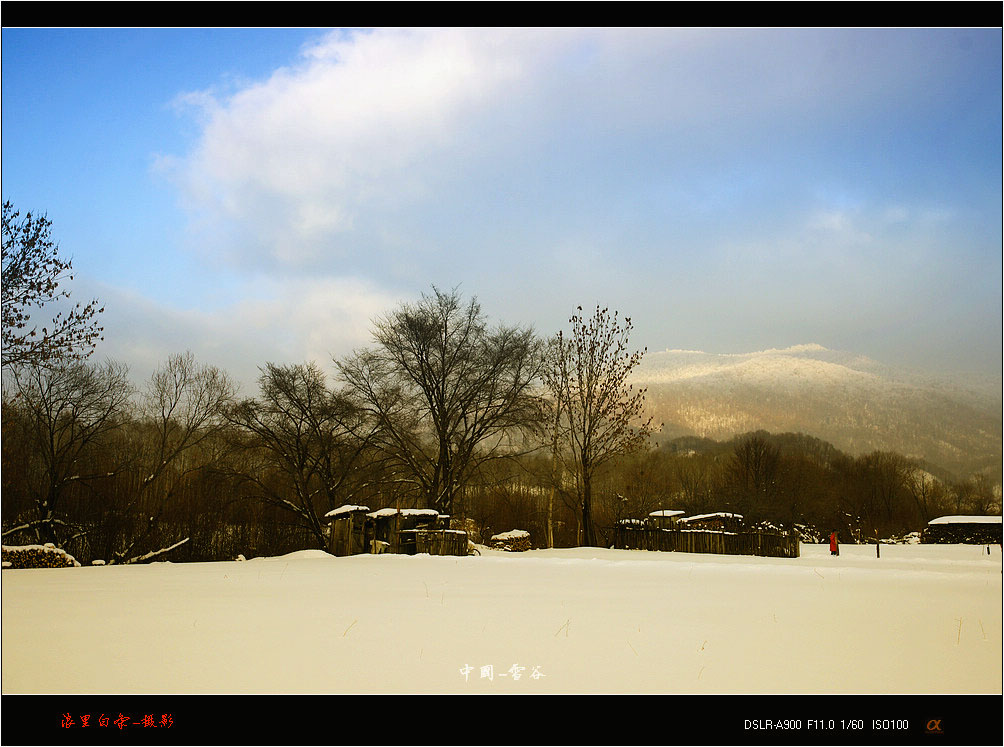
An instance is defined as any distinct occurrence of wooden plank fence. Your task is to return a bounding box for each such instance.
[403,529,470,556]
[613,526,799,559]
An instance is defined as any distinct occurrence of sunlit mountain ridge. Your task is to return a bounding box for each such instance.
[633,344,1002,481]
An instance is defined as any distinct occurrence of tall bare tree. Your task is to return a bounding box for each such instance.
[544,306,655,546]
[906,465,948,524]
[139,352,236,478]
[105,352,237,564]
[2,201,104,370]
[726,432,781,521]
[227,361,373,546]
[2,359,132,547]
[337,287,543,517]
[675,454,717,512]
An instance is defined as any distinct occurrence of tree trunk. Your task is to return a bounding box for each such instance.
[581,477,596,547]
[36,495,58,545]
[546,486,555,548]
[547,422,560,549]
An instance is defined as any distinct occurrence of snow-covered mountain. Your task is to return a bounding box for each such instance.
[633,344,1002,479]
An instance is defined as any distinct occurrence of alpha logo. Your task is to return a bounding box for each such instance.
[925,719,944,734]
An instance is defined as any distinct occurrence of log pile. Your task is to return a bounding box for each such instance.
[490,529,531,552]
[2,543,82,569]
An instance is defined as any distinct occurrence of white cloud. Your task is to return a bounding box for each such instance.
[166,28,971,275]
[170,28,552,266]
[93,275,400,391]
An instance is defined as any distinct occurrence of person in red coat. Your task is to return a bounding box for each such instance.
[829,531,839,556]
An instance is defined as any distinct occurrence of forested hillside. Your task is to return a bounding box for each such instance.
[636,345,1002,481]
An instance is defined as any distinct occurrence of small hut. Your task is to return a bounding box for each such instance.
[325,505,469,557]
[647,510,685,529]
[921,515,1002,545]
[368,508,440,554]
[324,505,371,556]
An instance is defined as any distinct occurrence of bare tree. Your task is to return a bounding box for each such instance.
[726,432,781,521]
[544,306,656,546]
[965,474,1001,515]
[105,352,237,564]
[906,465,948,524]
[337,287,543,517]
[950,473,1001,516]
[226,361,373,547]
[675,454,716,513]
[2,359,132,547]
[2,201,103,370]
[136,352,236,478]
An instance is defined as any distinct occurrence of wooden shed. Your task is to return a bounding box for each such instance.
[647,510,685,529]
[367,508,441,554]
[921,515,1002,544]
[324,505,371,556]
[325,505,469,557]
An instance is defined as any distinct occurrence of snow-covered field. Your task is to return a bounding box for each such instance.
[2,543,1000,695]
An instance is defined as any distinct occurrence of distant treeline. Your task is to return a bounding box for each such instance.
[3,355,999,564]
[463,429,1002,549]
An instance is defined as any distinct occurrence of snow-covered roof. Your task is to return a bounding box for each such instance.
[617,518,646,526]
[324,504,371,519]
[3,543,75,554]
[927,515,1002,525]
[365,508,439,519]
[648,510,685,517]
[678,512,744,523]
[490,529,530,541]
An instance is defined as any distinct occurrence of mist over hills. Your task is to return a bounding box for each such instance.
[633,344,1002,481]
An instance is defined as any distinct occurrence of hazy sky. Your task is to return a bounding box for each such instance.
[2,27,1001,391]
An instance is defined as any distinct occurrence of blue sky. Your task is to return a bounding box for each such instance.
[2,27,1001,391]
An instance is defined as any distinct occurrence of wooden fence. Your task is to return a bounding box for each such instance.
[402,529,470,556]
[613,526,799,559]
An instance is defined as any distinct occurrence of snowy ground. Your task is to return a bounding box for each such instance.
[2,543,1000,695]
